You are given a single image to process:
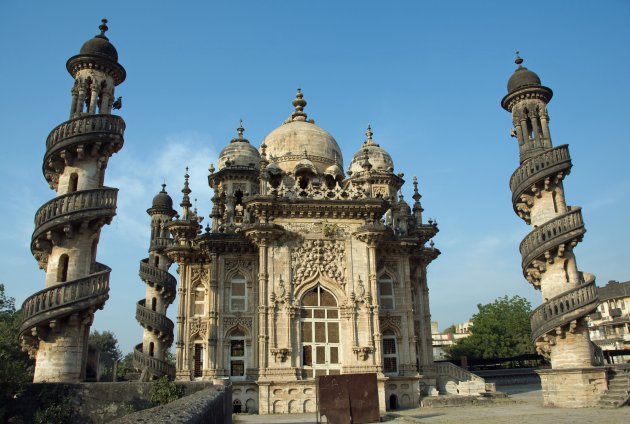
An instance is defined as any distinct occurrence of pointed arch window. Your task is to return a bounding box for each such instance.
[230,274,247,312]
[382,330,398,375]
[230,329,246,380]
[193,285,205,316]
[378,274,395,310]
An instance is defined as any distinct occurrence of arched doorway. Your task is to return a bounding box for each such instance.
[300,285,340,379]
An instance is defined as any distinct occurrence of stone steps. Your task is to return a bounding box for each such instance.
[597,370,629,408]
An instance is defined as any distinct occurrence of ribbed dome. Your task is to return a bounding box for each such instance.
[262,90,343,174]
[151,184,174,212]
[78,19,119,62]
[507,55,541,93]
[348,125,394,175]
[218,124,260,170]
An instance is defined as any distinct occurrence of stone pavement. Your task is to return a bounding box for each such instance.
[233,384,628,424]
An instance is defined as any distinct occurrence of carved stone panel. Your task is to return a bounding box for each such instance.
[290,239,346,288]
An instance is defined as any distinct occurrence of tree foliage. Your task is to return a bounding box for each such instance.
[447,295,535,360]
[89,330,122,380]
[0,284,34,421]
[149,376,184,406]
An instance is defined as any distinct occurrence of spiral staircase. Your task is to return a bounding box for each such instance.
[134,237,177,378]
[20,114,124,374]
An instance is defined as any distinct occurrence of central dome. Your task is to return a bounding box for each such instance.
[261,90,343,174]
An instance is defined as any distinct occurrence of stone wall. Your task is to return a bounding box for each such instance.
[10,381,226,423]
[111,385,232,424]
[537,367,607,407]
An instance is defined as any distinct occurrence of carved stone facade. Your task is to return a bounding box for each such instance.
[163,94,441,413]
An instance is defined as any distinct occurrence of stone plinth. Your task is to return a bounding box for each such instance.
[537,367,607,407]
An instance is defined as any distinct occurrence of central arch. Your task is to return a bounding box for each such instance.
[300,284,341,379]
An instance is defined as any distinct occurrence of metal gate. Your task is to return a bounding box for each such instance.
[316,373,380,424]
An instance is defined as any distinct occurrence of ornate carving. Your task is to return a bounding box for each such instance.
[380,314,402,332]
[225,259,254,276]
[352,346,373,361]
[224,315,253,331]
[191,268,209,284]
[290,239,346,288]
[189,319,207,338]
[270,347,292,362]
[282,221,348,238]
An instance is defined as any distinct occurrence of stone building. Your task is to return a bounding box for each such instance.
[589,280,630,363]
[18,20,125,382]
[157,93,445,413]
[501,54,608,406]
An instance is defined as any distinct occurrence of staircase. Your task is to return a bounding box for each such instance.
[597,368,630,408]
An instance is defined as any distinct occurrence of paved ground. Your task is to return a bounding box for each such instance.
[233,384,628,424]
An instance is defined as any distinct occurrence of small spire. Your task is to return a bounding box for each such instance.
[290,88,308,121]
[515,50,523,67]
[237,119,244,139]
[365,124,373,145]
[412,176,423,222]
[180,167,192,217]
[160,183,167,193]
[98,18,109,39]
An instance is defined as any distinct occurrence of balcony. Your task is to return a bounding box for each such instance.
[136,299,174,343]
[510,145,572,208]
[520,208,585,273]
[139,259,177,298]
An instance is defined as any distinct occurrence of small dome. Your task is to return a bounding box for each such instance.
[324,163,344,179]
[151,184,174,211]
[262,90,343,174]
[218,123,261,171]
[78,19,119,62]
[348,125,394,175]
[507,54,541,93]
[294,158,317,174]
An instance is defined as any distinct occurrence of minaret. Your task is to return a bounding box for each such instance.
[19,19,126,382]
[134,185,177,379]
[502,54,604,406]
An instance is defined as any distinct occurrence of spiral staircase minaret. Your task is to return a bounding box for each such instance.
[19,19,126,382]
[501,54,598,369]
[134,185,177,379]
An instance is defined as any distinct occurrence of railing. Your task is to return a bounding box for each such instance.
[139,259,177,295]
[150,237,174,251]
[46,114,125,150]
[530,277,598,342]
[510,145,571,202]
[435,361,485,383]
[33,188,118,239]
[136,299,174,338]
[269,180,369,200]
[133,343,175,378]
[19,263,110,335]
[519,208,584,270]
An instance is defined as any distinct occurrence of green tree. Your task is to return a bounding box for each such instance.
[89,330,122,380]
[447,295,534,360]
[0,284,34,421]
[117,351,135,379]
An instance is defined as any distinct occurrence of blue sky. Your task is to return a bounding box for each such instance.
[1,1,629,355]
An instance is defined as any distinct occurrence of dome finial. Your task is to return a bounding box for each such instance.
[161,183,167,193]
[365,124,373,145]
[237,119,245,139]
[98,18,109,39]
[515,50,523,66]
[291,88,308,121]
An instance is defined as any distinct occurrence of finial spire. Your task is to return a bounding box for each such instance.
[515,50,523,66]
[98,18,109,39]
[290,88,308,121]
[412,176,424,223]
[180,167,192,217]
[237,119,244,139]
[365,124,373,145]
[160,183,167,193]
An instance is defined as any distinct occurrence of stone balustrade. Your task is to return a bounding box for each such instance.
[139,259,177,296]
[46,114,125,150]
[530,277,598,342]
[510,144,571,203]
[33,188,118,238]
[435,361,484,383]
[270,180,368,200]
[519,208,584,271]
[150,237,174,251]
[19,263,110,335]
[136,299,174,340]
[134,343,175,378]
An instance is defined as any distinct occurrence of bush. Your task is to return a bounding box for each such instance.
[149,376,184,406]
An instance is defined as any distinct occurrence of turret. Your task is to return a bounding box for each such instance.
[134,185,178,379]
[20,19,126,382]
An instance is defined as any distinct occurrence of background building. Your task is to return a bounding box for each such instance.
[589,280,630,363]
